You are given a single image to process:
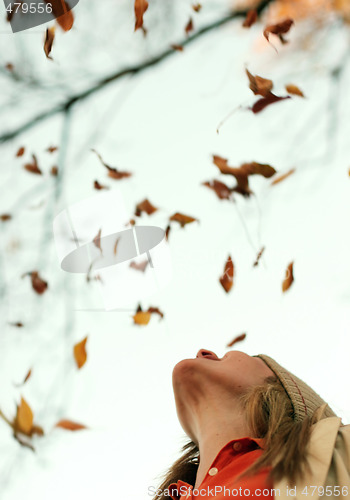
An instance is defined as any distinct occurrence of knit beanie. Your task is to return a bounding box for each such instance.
[255,354,337,422]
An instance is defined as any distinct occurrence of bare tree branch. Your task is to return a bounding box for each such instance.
[0,0,272,144]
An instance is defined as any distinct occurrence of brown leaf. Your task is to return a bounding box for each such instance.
[47,146,58,153]
[134,0,149,31]
[13,434,35,452]
[285,84,304,97]
[24,155,42,175]
[130,260,148,272]
[9,321,24,327]
[165,224,171,240]
[14,369,32,387]
[16,147,25,157]
[169,212,198,227]
[202,179,232,200]
[263,18,294,45]
[253,246,265,267]
[282,261,294,292]
[5,63,14,72]
[246,69,273,97]
[73,336,88,369]
[113,237,120,256]
[55,419,87,431]
[44,27,55,60]
[93,228,102,253]
[50,166,58,176]
[94,180,109,190]
[31,424,44,436]
[15,397,33,435]
[251,92,290,114]
[185,17,194,35]
[1,213,12,222]
[219,255,234,293]
[147,306,164,319]
[45,0,74,31]
[31,271,48,295]
[226,333,246,348]
[133,310,152,325]
[271,168,296,186]
[171,44,184,52]
[91,149,132,180]
[135,198,158,216]
[242,9,257,28]
[192,3,202,12]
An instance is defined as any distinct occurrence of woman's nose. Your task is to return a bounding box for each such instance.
[196,349,219,360]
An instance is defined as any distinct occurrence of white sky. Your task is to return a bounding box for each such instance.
[0,1,349,499]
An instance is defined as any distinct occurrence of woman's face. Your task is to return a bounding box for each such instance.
[172,349,275,438]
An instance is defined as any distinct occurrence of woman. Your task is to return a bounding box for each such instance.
[152,349,349,499]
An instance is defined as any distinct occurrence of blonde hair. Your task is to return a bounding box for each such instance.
[152,376,316,500]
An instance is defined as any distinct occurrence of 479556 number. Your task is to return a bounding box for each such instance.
[6,2,53,14]
[301,486,348,496]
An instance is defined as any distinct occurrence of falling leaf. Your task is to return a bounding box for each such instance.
[73,336,88,369]
[8,321,24,327]
[285,84,304,97]
[14,369,32,387]
[24,155,42,175]
[147,306,164,319]
[242,9,257,28]
[133,310,152,325]
[282,261,294,292]
[5,62,14,72]
[219,255,234,293]
[169,213,198,227]
[44,27,55,59]
[165,224,171,240]
[15,397,33,435]
[192,3,202,12]
[130,260,148,272]
[30,271,48,295]
[55,419,87,431]
[91,149,132,180]
[253,246,265,267]
[113,237,120,256]
[50,166,58,176]
[263,18,294,45]
[134,0,149,31]
[47,146,58,153]
[93,228,102,253]
[185,17,194,35]
[1,213,12,222]
[16,146,25,157]
[246,69,273,97]
[44,0,74,31]
[271,168,296,186]
[202,179,232,200]
[94,180,109,190]
[251,93,290,114]
[171,44,184,51]
[135,198,158,216]
[227,333,246,348]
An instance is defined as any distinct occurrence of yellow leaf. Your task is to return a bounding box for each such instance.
[16,397,33,435]
[74,336,88,369]
[133,311,151,325]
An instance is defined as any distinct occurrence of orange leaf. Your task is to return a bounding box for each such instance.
[170,44,184,52]
[271,168,296,186]
[24,154,42,175]
[45,0,75,31]
[219,255,234,293]
[135,198,158,216]
[134,0,149,31]
[74,336,88,369]
[31,271,48,295]
[91,149,132,180]
[246,69,273,97]
[169,212,198,227]
[93,228,102,253]
[55,419,87,431]
[133,311,151,325]
[242,9,257,28]
[15,397,33,435]
[44,27,55,59]
[94,180,109,190]
[285,84,304,97]
[226,333,246,348]
[282,261,294,292]
[192,3,202,12]
[16,146,25,157]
